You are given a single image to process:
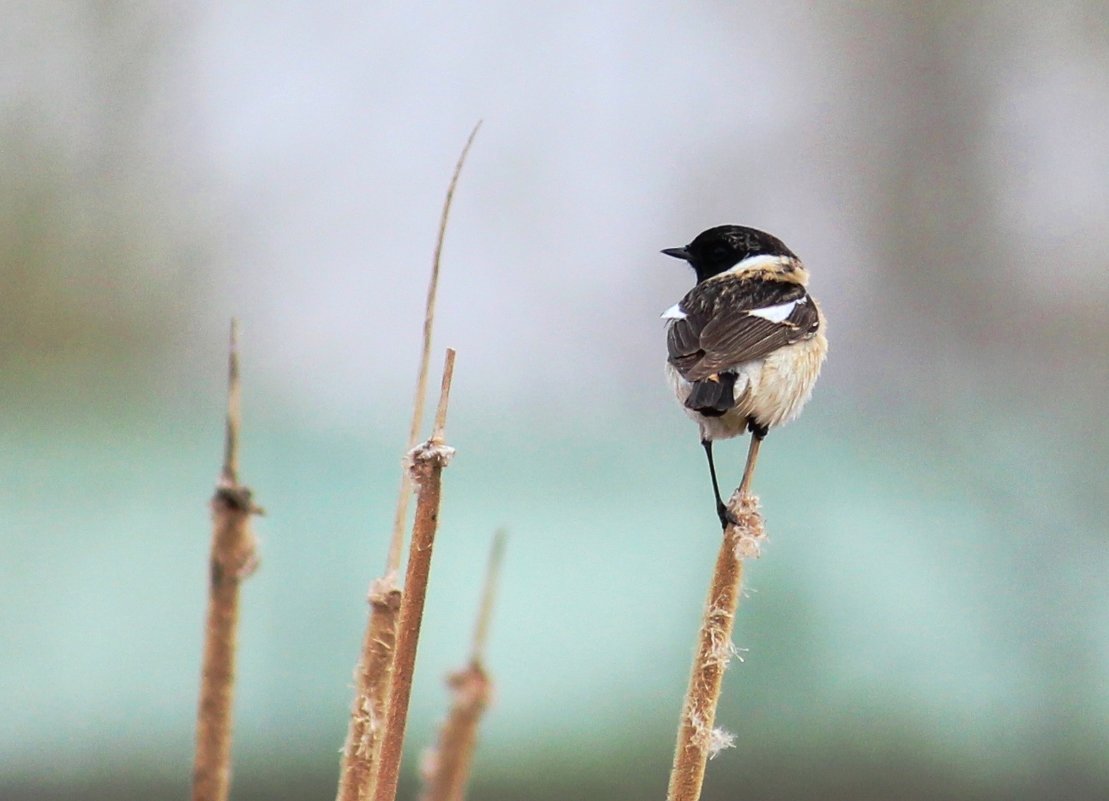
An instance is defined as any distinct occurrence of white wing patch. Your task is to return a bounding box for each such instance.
[661,302,687,320]
[748,296,804,323]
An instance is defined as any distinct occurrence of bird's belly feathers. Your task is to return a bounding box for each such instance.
[666,330,827,441]
[737,332,826,428]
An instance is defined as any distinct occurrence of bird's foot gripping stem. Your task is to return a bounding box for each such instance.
[715,499,741,530]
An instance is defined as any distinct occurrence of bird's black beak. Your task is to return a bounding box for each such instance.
[661,246,691,261]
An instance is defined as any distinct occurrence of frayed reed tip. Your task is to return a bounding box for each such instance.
[405,440,457,481]
[369,572,401,604]
[724,492,766,559]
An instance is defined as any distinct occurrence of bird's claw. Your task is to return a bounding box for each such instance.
[715,503,740,530]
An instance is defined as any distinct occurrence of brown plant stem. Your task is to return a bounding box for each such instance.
[418,531,506,801]
[192,320,261,801]
[386,121,481,575]
[337,124,480,801]
[417,663,492,801]
[469,529,505,664]
[666,493,765,801]
[373,350,458,801]
[337,576,403,801]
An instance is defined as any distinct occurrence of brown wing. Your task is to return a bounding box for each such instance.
[667,278,818,382]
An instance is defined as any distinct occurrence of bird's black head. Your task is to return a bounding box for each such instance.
[662,225,797,283]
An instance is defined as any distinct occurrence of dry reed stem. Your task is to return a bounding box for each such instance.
[417,663,492,801]
[469,529,505,664]
[372,351,458,801]
[386,121,481,575]
[666,492,765,801]
[418,531,505,801]
[430,349,456,442]
[338,125,479,801]
[192,320,261,801]
[336,575,403,801]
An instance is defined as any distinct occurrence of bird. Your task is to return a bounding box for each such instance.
[660,225,827,529]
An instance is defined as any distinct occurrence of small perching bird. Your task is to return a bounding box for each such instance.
[661,225,827,528]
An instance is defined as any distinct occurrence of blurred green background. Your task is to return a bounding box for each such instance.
[3,3,1107,800]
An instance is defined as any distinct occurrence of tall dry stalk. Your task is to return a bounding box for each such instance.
[386,120,482,575]
[192,320,262,801]
[373,350,458,801]
[337,122,481,801]
[418,530,506,801]
[666,491,765,801]
[337,576,403,801]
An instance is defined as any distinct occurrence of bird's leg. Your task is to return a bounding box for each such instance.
[738,419,769,499]
[702,439,737,529]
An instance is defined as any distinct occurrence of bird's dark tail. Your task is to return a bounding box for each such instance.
[685,372,737,417]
